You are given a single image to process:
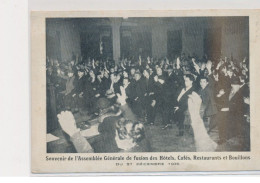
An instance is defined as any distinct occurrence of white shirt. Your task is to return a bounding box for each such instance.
[177,86,192,102]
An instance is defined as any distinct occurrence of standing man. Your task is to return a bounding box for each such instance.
[143,69,156,125]
[163,68,177,129]
[215,77,245,144]
[227,78,245,139]
[174,74,195,136]
[198,76,218,132]
[132,70,146,118]
[59,69,76,111]
[152,67,171,129]
[74,69,87,110]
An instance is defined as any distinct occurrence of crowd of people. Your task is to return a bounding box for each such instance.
[47,52,250,150]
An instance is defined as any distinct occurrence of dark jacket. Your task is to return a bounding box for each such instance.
[74,75,87,95]
[175,86,194,113]
[228,89,244,123]
[198,85,218,117]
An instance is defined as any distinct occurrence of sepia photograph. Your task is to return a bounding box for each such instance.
[45,16,250,154]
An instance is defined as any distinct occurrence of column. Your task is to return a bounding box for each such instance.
[111,18,121,63]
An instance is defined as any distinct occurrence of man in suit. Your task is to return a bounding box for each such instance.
[131,70,146,118]
[74,69,87,109]
[162,68,178,129]
[142,69,156,125]
[198,76,218,132]
[174,74,195,136]
[227,77,245,140]
[216,77,246,145]
[152,67,171,128]
[59,69,76,110]
[239,75,250,124]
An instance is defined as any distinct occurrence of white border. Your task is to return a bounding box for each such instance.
[1,0,260,177]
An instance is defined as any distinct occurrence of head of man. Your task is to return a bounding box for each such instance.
[123,78,130,87]
[70,60,75,66]
[156,67,162,76]
[68,70,74,77]
[89,70,95,78]
[78,69,84,78]
[227,68,234,77]
[123,70,128,78]
[109,67,114,73]
[201,63,206,71]
[206,60,212,70]
[115,74,121,83]
[242,69,247,76]
[203,68,209,77]
[200,76,209,90]
[134,71,142,81]
[130,68,136,76]
[220,66,227,75]
[184,74,194,89]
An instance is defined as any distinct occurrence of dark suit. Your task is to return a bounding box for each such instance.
[174,86,194,135]
[218,73,231,94]
[74,75,87,108]
[228,89,245,139]
[131,78,146,117]
[198,85,218,131]
[152,75,171,125]
[215,91,229,142]
[85,78,100,113]
[216,87,246,143]
[98,77,110,96]
[198,85,218,117]
[163,72,179,125]
[240,83,250,98]
[144,77,157,124]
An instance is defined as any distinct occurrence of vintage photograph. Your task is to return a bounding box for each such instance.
[45,16,250,153]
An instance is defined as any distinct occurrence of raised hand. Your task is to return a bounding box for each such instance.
[116,86,127,105]
[57,111,80,137]
[154,75,158,82]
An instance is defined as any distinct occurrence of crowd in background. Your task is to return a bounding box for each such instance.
[46,52,250,148]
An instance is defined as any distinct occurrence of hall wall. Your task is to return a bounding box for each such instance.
[46,19,81,62]
[152,17,249,61]
[221,17,249,62]
[46,18,249,63]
